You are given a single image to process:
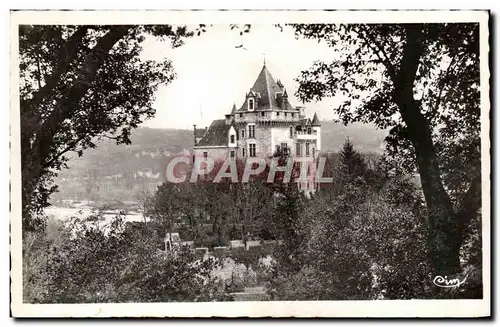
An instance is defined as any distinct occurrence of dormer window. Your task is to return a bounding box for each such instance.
[248,98,255,111]
[230,135,235,143]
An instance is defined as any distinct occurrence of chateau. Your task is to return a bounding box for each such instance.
[193,63,322,162]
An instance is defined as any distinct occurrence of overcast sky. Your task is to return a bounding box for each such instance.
[139,24,343,130]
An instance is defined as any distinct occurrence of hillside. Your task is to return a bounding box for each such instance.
[52,122,387,202]
[320,121,386,153]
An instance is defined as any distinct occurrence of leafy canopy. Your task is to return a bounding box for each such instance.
[20,25,193,230]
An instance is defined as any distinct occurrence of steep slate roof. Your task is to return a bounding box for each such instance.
[238,64,295,111]
[311,113,321,126]
[299,118,311,126]
[195,119,231,147]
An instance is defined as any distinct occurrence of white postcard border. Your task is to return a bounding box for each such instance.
[9,9,491,318]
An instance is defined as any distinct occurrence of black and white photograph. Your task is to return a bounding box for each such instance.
[9,10,490,317]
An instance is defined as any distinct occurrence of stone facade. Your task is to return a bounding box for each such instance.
[193,147,234,160]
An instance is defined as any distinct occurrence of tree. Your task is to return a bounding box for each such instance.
[292,23,481,275]
[136,188,154,226]
[20,25,193,231]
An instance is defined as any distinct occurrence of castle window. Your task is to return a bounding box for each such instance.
[230,150,235,159]
[248,98,255,111]
[296,143,301,157]
[203,151,208,159]
[241,128,245,138]
[292,113,294,118]
[249,144,256,157]
[242,148,246,157]
[230,135,235,143]
[248,124,255,139]
[312,148,315,157]
[239,113,243,118]
[307,127,312,134]
[276,112,280,117]
[280,143,288,154]
[290,126,294,138]
[285,112,288,117]
[261,112,265,117]
[305,143,310,156]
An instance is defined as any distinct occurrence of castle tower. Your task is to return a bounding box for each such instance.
[193,62,322,186]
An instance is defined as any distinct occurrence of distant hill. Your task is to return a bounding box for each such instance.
[58,127,194,179]
[320,121,387,153]
[52,122,387,202]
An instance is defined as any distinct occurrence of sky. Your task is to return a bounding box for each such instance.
[139,24,343,130]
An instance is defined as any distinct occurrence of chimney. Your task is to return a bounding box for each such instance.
[296,106,305,118]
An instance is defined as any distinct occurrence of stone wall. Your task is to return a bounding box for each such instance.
[257,125,272,157]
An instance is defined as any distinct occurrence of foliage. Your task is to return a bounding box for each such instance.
[230,245,274,271]
[339,138,367,180]
[148,158,289,247]
[268,141,482,300]
[291,23,481,275]
[269,177,428,300]
[23,211,231,303]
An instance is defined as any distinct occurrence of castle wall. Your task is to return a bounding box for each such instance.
[257,125,272,157]
[295,138,319,157]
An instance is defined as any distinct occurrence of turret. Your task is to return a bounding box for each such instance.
[311,113,321,127]
[282,88,289,110]
[311,113,321,152]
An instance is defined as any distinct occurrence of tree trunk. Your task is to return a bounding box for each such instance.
[394,25,461,275]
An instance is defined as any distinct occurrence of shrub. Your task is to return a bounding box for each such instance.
[24,212,232,303]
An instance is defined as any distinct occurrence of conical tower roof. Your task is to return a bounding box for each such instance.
[238,64,294,111]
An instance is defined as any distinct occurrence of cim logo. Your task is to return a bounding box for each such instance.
[432,274,468,288]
